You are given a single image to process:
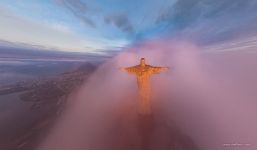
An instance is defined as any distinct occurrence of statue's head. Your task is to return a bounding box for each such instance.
[140,58,146,67]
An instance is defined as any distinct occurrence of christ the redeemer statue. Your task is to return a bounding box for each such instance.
[121,58,168,115]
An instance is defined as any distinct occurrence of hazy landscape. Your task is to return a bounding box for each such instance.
[0,47,101,149]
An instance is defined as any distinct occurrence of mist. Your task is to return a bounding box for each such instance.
[37,40,257,150]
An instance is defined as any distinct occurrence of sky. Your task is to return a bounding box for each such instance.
[0,0,257,54]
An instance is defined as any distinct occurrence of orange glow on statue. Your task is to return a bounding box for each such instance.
[122,58,168,115]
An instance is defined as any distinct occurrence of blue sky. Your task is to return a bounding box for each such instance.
[0,0,257,53]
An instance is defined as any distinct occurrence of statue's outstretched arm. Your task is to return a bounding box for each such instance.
[151,66,169,74]
[120,66,137,74]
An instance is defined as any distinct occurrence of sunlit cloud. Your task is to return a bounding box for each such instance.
[0,0,257,53]
[0,7,129,53]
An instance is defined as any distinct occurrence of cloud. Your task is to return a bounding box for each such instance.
[55,0,134,35]
[104,13,134,34]
[37,40,257,150]
[0,8,129,53]
[156,0,257,25]
[203,35,257,53]
[55,0,97,27]
[154,0,257,44]
[156,0,201,28]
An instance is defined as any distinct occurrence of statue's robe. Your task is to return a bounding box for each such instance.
[124,65,165,114]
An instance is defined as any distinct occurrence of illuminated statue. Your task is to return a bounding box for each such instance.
[121,58,168,115]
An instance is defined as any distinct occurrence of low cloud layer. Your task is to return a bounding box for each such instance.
[37,39,257,150]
